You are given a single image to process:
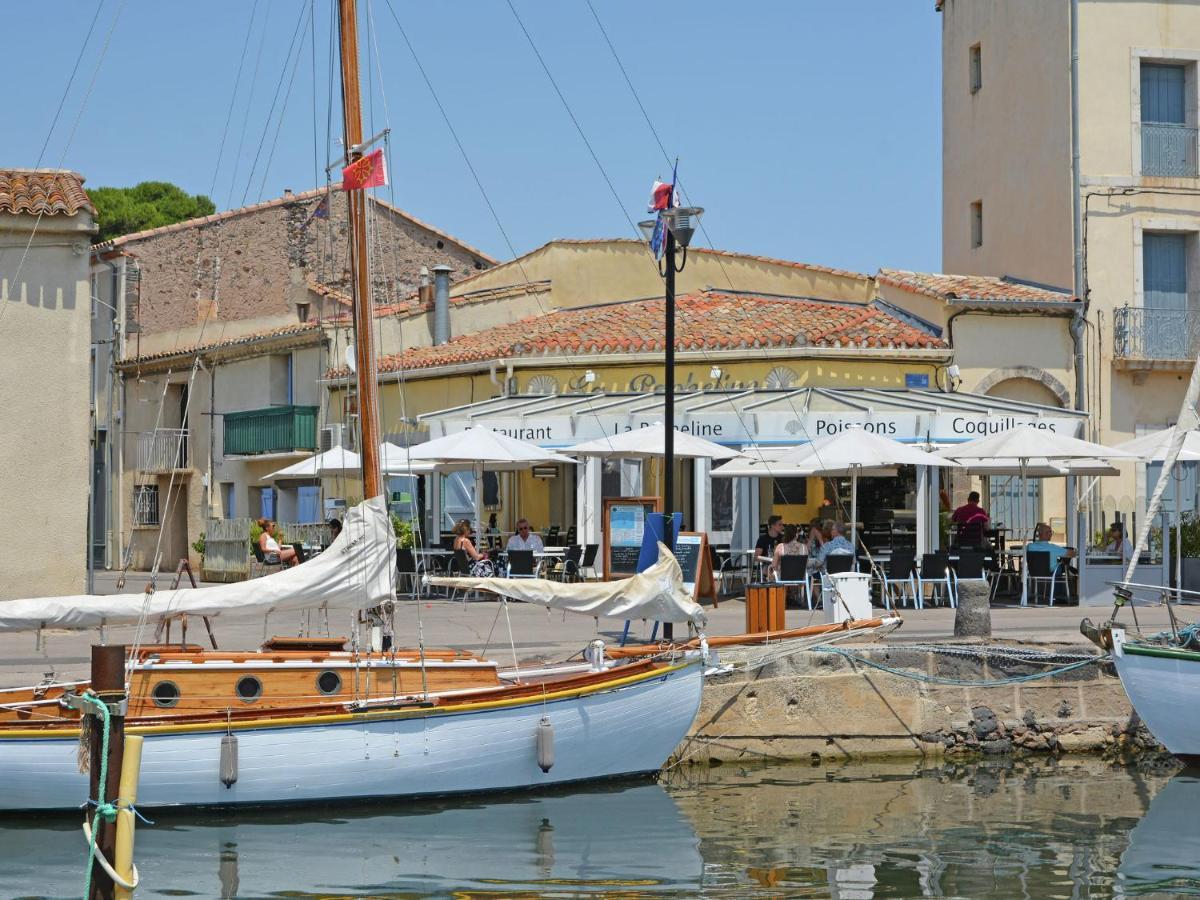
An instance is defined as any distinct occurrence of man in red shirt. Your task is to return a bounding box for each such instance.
[951,491,990,546]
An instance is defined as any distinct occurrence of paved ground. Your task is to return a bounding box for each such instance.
[0,570,1182,686]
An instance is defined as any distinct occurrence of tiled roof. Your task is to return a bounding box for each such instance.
[117,321,322,368]
[305,277,353,307]
[0,169,95,216]
[94,187,498,263]
[877,269,1077,304]
[345,290,945,376]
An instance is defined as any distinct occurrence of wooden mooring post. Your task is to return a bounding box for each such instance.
[88,644,126,900]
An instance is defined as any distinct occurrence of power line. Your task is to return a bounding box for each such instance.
[208,0,261,200]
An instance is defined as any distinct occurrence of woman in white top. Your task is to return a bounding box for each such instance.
[1101,522,1135,563]
[769,524,808,580]
[257,518,298,567]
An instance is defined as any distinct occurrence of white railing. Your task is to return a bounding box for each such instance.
[136,428,189,472]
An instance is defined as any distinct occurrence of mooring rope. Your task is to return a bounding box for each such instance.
[811,646,1106,687]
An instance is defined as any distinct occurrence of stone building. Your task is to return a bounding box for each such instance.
[0,169,97,599]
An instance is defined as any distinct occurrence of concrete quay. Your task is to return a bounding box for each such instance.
[1,571,1183,762]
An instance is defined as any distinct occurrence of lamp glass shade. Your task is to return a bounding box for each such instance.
[662,206,704,248]
[637,219,658,244]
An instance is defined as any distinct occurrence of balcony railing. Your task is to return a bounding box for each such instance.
[136,428,189,471]
[223,405,319,456]
[1141,123,1199,177]
[1114,306,1200,361]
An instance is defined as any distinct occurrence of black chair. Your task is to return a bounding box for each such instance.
[824,554,855,575]
[881,552,917,608]
[1025,550,1071,605]
[249,540,283,578]
[545,525,561,547]
[580,543,600,580]
[916,553,953,608]
[396,548,421,596]
[775,554,813,609]
[291,542,308,565]
[951,550,991,606]
[554,544,584,582]
[564,525,577,547]
[506,549,536,579]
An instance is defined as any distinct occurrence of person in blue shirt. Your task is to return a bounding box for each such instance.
[812,520,854,572]
[1026,522,1077,572]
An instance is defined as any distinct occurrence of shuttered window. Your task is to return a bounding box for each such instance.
[1142,64,1186,124]
[1144,232,1188,310]
[1141,63,1195,176]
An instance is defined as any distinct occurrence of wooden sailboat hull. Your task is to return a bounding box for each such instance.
[1112,628,1200,760]
[0,658,703,811]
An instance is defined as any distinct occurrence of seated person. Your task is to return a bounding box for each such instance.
[327,518,343,543]
[951,491,990,545]
[755,515,784,562]
[811,520,854,572]
[768,524,808,579]
[452,519,488,573]
[1027,522,1077,573]
[257,518,298,567]
[806,517,825,557]
[1100,522,1134,563]
[507,518,544,552]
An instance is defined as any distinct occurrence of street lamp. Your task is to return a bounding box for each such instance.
[639,203,703,640]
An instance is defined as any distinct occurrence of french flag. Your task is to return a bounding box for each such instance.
[648,179,673,212]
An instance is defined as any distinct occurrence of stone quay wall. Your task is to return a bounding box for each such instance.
[678,642,1160,765]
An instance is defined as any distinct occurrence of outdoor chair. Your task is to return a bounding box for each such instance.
[580,543,601,580]
[881,551,918,609]
[506,549,536,579]
[917,553,955,608]
[774,554,813,609]
[824,553,855,575]
[395,548,422,597]
[1025,550,1071,606]
[249,540,283,578]
[553,544,584,582]
[545,525,561,547]
[950,550,991,606]
[564,525,577,548]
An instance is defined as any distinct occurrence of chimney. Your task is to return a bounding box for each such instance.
[283,188,293,197]
[418,266,434,308]
[433,264,452,345]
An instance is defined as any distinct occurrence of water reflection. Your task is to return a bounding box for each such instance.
[2,758,1197,898]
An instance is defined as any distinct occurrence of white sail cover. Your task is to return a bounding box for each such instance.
[0,496,397,632]
[430,544,707,627]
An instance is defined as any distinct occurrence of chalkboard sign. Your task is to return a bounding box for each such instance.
[675,531,717,605]
[602,496,661,580]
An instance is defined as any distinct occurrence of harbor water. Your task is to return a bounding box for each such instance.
[2,757,1196,898]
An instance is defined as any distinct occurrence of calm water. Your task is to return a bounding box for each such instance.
[2,758,1197,898]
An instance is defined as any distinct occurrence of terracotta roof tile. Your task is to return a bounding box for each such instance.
[0,169,95,216]
[877,269,1076,304]
[118,321,322,368]
[342,290,945,376]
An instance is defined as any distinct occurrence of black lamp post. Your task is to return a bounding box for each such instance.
[639,205,703,638]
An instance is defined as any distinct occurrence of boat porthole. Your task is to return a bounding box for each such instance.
[151,680,180,708]
[316,670,342,695]
[235,675,263,703]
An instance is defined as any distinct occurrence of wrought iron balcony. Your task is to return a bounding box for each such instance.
[1114,306,1200,362]
[136,428,189,472]
[1141,123,1199,177]
[223,405,319,456]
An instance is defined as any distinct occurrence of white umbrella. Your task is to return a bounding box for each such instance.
[774,430,958,552]
[379,442,440,475]
[936,425,1138,463]
[565,422,741,460]
[711,446,897,479]
[952,457,1120,477]
[1113,427,1200,462]
[408,426,574,532]
[262,446,362,481]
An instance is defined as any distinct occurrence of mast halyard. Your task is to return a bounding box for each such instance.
[338,0,383,498]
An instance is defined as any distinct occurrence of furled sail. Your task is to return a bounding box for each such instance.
[431,544,707,626]
[0,496,396,632]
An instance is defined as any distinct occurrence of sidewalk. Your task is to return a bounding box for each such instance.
[0,570,1177,686]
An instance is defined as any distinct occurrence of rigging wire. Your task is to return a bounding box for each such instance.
[208,0,261,201]
[226,0,273,209]
[256,0,315,202]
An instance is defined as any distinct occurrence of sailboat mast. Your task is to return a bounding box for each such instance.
[338,0,383,498]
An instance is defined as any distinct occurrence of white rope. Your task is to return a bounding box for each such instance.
[80,819,140,891]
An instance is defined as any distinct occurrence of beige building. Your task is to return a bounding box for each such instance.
[940,0,1200,533]
[0,170,96,599]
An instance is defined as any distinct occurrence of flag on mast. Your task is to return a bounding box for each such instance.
[342,149,388,191]
[301,190,332,229]
[647,161,678,260]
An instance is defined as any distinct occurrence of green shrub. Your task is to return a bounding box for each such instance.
[391,514,415,549]
[191,533,206,558]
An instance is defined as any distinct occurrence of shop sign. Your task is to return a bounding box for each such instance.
[924,414,1082,441]
[755,412,918,442]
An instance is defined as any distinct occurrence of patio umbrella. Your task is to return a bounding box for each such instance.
[408,426,574,532]
[1112,427,1200,462]
[261,446,362,481]
[565,422,741,460]
[776,430,958,552]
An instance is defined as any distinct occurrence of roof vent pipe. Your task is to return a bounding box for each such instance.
[432,264,452,345]
[418,266,433,308]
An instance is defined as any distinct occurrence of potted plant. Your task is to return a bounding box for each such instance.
[391,514,415,549]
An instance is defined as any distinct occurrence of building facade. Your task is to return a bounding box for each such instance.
[0,170,96,599]
[940,0,1200,530]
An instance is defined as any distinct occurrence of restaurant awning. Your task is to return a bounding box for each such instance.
[415,388,1087,449]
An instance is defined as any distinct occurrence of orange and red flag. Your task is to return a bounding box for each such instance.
[341,149,388,191]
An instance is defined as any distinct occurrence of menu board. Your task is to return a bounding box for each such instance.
[603,496,661,580]
[675,531,717,605]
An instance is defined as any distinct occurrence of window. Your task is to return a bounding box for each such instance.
[133,484,160,526]
[969,43,982,93]
[1141,62,1196,176]
[970,201,983,248]
[221,482,236,519]
[772,478,809,506]
[1142,231,1193,357]
[712,477,734,532]
[297,485,321,523]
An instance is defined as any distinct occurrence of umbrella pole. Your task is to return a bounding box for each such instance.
[474,461,485,540]
[851,468,858,570]
[1020,460,1029,607]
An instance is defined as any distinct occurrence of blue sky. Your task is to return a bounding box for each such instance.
[8,1,942,273]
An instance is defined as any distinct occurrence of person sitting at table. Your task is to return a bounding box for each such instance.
[811,520,854,573]
[768,524,808,579]
[1027,522,1077,574]
[756,515,784,560]
[951,491,990,546]
[327,518,342,543]
[452,519,488,571]
[507,518,544,552]
[806,517,825,557]
[1100,522,1134,563]
[257,518,298,567]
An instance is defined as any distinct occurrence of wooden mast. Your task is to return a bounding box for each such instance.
[337,0,382,498]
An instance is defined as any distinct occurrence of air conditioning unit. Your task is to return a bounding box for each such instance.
[324,497,347,516]
[320,424,346,452]
[531,465,559,479]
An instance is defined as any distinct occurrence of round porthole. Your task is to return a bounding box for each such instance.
[235,675,263,703]
[151,680,180,708]
[316,670,342,696]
